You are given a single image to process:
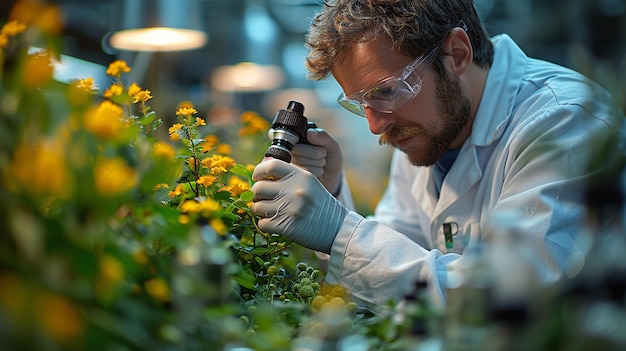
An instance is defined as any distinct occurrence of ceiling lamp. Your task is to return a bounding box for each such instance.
[211,62,285,92]
[109,0,208,52]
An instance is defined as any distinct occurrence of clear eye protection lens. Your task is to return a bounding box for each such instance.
[365,79,402,101]
[337,45,437,117]
[337,98,366,117]
[363,79,418,113]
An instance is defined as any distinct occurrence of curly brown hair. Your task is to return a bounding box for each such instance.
[305,0,494,80]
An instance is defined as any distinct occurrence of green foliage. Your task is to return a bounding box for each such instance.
[0,13,405,351]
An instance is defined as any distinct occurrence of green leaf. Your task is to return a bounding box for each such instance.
[213,191,232,201]
[254,256,266,266]
[141,111,156,125]
[219,212,239,222]
[151,118,163,130]
[239,190,254,202]
[177,171,196,184]
[232,268,257,290]
[253,247,269,255]
[230,164,253,180]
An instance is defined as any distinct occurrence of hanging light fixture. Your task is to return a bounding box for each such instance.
[108,0,208,52]
[211,62,285,92]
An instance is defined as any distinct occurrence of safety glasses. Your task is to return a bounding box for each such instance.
[336,46,439,117]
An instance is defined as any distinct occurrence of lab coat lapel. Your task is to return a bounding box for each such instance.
[435,146,482,217]
[411,148,482,220]
[429,34,527,218]
[415,34,526,221]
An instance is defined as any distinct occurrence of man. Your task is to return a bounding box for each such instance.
[251,0,626,311]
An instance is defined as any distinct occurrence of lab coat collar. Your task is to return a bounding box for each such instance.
[470,34,528,147]
[423,35,528,217]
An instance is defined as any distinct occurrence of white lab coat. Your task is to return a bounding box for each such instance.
[322,34,626,312]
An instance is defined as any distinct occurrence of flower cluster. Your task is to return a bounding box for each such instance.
[0,7,416,351]
[164,105,256,236]
[0,20,26,49]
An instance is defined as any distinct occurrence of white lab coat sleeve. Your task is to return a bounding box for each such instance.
[324,212,458,313]
[323,151,461,312]
[485,99,626,281]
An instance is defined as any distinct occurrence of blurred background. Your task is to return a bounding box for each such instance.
[2,0,625,215]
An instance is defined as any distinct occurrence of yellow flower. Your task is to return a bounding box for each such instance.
[202,155,236,170]
[8,142,72,198]
[68,78,98,105]
[145,278,170,302]
[153,183,169,191]
[100,255,124,283]
[96,254,125,296]
[222,176,249,197]
[1,20,27,37]
[0,34,8,48]
[197,175,216,187]
[23,51,54,90]
[210,167,227,176]
[178,214,190,224]
[38,292,84,342]
[84,101,126,140]
[196,117,206,126]
[168,123,184,141]
[201,155,235,177]
[133,90,152,104]
[103,83,123,98]
[168,183,184,198]
[210,218,227,235]
[132,248,149,265]
[127,82,142,97]
[239,111,269,136]
[152,141,176,159]
[11,2,62,35]
[94,157,138,197]
[181,198,220,217]
[186,157,197,170]
[216,143,231,154]
[176,107,198,116]
[201,134,219,152]
[177,100,194,109]
[106,59,131,76]
[153,183,170,191]
[240,111,256,123]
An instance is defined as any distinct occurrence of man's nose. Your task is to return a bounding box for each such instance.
[365,107,394,135]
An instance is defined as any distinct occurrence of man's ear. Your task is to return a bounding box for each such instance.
[442,27,473,76]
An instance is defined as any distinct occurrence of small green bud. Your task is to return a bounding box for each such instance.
[346,302,359,315]
[239,315,250,325]
[299,284,316,298]
[266,265,279,276]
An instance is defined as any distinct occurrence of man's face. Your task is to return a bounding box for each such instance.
[332,36,472,166]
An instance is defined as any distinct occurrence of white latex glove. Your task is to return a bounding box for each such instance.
[251,158,348,254]
[291,128,344,196]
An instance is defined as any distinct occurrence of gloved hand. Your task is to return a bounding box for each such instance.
[291,128,344,196]
[251,158,348,254]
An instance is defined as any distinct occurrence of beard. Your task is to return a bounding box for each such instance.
[379,69,471,166]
